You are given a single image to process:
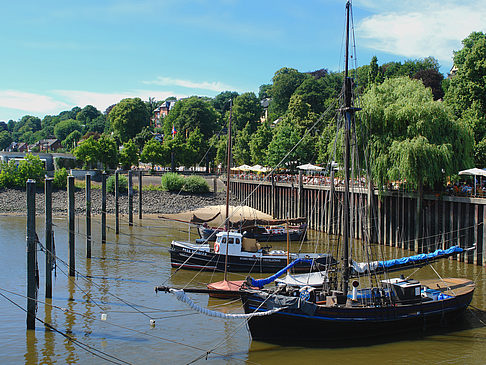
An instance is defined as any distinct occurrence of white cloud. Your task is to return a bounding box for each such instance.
[143,76,238,93]
[0,89,190,121]
[356,1,486,64]
[0,90,69,114]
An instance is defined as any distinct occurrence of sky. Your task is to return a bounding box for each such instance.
[0,0,484,122]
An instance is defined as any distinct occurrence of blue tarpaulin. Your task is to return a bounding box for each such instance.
[249,258,313,288]
[377,246,464,269]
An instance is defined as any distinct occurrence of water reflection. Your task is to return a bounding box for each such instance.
[24,329,38,365]
[40,299,55,365]
[64,278,78,364]
[2,214,486,364]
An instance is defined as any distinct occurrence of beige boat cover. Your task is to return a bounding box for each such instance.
[159,205,274,228]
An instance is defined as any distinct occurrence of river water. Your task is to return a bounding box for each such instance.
[1,213,486,365]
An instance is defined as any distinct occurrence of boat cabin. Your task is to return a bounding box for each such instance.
[213,231,261,255]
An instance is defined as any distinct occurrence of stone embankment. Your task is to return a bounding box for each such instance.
[0,188,239,215]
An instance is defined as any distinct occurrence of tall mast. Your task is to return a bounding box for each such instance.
[342,0,352,295]
[223,100,233,281]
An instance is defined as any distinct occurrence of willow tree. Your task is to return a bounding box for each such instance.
[360,77,473,190]
[359,77,473,250]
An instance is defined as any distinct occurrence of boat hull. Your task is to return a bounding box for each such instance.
[241,280,475,343]
[169,245,333,273]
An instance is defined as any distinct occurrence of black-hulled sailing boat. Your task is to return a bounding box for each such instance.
[239,0,475,342]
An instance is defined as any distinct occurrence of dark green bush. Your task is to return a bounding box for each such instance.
[54,156,81,170]
[183,175,210,193]
[107,174,128,194]
[161,173,185,192]
[53,168,68,189]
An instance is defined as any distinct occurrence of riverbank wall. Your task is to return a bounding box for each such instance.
[230,176,485,266]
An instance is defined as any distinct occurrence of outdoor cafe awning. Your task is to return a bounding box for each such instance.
[231,164,252,171]
[297,163,324,171]
[458,168,486,177]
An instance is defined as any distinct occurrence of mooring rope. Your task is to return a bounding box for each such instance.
[169,289,283,318]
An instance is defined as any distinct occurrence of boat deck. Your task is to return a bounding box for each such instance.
[420,278,475,296]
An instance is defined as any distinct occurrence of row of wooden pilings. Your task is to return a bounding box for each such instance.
[26,170,143,329]
[230,172,486,267]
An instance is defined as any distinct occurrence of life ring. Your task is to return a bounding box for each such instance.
[214,242,220,253]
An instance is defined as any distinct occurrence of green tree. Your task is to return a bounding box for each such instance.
[258,84,272,99]
[54,119,82,142]
[212,91,239,116]
[97,135,119,170]
[453,32,486,68]
[293,77,327,115]
[62,130,82,151]
[140,138,167,171]
[249,122,273,165]
[232,92,263,133]
[360,77,473,190]
[73,136,99,169]
[109,98,150,142]
[163,96,218,139]
[0,131,12,150]
[182,128,207,167]
[233,124,252,165]
[266,120,313,169]
[13,115,41,142]
[445,35,486,120]
[76,105,101,123]
[133,126,155,151]
[270,67,308,116]
[119,139,140,169]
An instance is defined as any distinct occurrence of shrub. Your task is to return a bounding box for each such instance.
[183,175,210,193]
[53,168,68,189]
[16,154,46,187]
[107,174,128,194]
[161,172,184,192]
[0,160,18,188]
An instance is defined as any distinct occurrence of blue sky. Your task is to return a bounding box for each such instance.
[0,0,484,122]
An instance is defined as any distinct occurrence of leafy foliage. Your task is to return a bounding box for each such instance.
[119,139,139,169]
[54,119,83,142]
[270,67,308,117]
[183,175,210,193]
[360,77,473,190]
[161,172,185,192]
[53,168,68,189]
[73,136,100,169]
[232,92,263,133]
[140,139,168,170]
[163,96,218,140]
[97,135,119,170]
[109,98,150,142]
[107,174,128,194]
[0,154,45,188]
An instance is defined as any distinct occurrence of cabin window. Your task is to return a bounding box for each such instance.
[221,237,234,244]
[235,238,240,245]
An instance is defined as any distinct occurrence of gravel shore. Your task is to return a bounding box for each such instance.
[0,187,239,216]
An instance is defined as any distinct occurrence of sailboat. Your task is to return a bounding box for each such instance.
[239,0,475,343]
[169,101,335,297]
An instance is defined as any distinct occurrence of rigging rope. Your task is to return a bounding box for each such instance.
[169,289,284,318]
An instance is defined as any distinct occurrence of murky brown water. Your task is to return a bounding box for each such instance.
[1,214,485,365]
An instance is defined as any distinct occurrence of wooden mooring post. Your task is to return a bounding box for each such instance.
[86,174,91,258]
[26,179,37,329]
[138,171,143,220]
[45,177,53,299]
[115,170,119,234]
[128,170,133,226]
[101,172,107,244]
[68,175,75,276]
